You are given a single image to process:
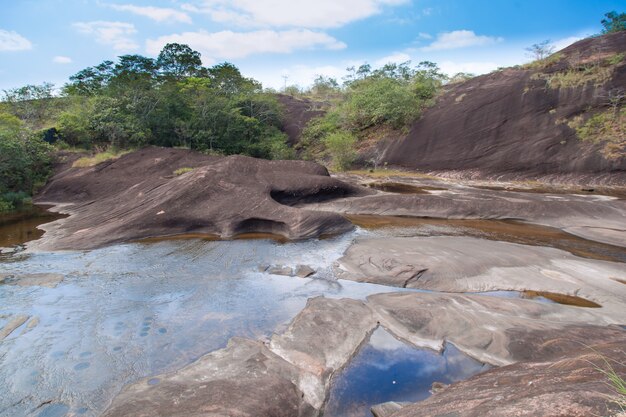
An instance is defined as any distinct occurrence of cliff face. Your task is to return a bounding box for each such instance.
[380,31,626,184]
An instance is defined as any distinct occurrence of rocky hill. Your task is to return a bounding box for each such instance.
[378,31,626,184]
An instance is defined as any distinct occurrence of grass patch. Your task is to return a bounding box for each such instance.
[72,149,132,168]
[522,52,564,70]
[173,167,195,176]
[570,107,625,160]
[345,169,439,179]
[532,53,624,89]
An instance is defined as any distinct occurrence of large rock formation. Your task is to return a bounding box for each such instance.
[33,147,370,250]
[378,32,626,183]
[381,333,625,417]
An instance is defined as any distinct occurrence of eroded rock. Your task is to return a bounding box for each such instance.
[295,265,316,278]
[0,273,64,288]
[387,338,626,417]
[102,337,317,417]
[337,236,626,320]
[103,297,378,416]
[33,148,371,250]
[367,292,621,366]
[0,315,30,341]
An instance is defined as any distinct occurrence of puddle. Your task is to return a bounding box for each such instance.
[345,215,626,263]
[473,185,626,199]
[473,290,601,307]
[323,327,488,417]
[0,206,66,248]
[363,182,446,194]
[0,232,412,417]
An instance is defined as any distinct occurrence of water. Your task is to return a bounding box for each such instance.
[323,327,489,417]
[1,209,620,416]
[0,234,409,417]
[0,206,65,249]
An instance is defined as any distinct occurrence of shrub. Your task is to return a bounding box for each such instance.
[173,167,194,175]
[323,131,357,171]
[72,149,132,168]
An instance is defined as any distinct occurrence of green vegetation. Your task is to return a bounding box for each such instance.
[297,61,447,170]
[570,106,625,160]
[3,43,291,159]
[173,167,195,176]
[0,43,292,212]
[0,112,52,212]
[532,53,624,89]
[601,11,626,34]
[72,149,133,168]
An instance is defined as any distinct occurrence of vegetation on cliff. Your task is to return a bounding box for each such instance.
[295,61,448,170]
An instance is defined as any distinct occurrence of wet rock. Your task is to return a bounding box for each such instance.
[295,265,316,278]
[103,297,378,416]
[0,273,64,288]
[269,297,377,408]
[387,338,626,417]
[0,315,29,341]
[306,185,626,248]
[371,401,410,417]
[258,264,270,272]
[337,236,626,320]
[430,381,448,394]
[33,147,372,250]
[102,337,317,417]
[267,265,294,276]
[367,292,622,366]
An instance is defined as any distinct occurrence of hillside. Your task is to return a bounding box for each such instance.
[376,31,626,184]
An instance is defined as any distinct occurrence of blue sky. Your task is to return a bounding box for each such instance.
[0,0,623,91]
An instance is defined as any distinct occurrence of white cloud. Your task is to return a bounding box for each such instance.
[422,30,503,51]
[146,29,346,63]
[417,32,432,40]
[53,55,72,64]
[73,21,138,51]
[0,29,32,51]
[108,4,192,24]
[182,0,408,28]
[438,60,499,76]
[552,36,583,52]
[375,52,411,66]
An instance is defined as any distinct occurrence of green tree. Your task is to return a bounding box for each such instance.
[601,11,626,33]
[157,43,203,80]
[526,40,555,60]
[323,131,357,171]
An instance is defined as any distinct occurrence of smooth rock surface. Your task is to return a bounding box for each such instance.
[336,236,626,319]
[33,147,371,250]
[269,297,377,408]
[367,292,622,365]
[103,297,378,416]
[102,337,317,417]
[0,272,64,288]
[295,265,316,278]
[387,337,626,417]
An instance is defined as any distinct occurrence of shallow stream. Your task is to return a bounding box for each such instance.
[1,208,624,417]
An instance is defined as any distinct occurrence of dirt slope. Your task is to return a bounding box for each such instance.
[380,31,626,184]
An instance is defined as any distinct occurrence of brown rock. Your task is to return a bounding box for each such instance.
[295,265,316,278]
[33,147,371,250]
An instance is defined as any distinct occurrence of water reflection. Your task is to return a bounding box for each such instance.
[324,327,488,417]
[0,233,407,417]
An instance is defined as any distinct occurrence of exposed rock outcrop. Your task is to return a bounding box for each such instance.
[33,147,371,250]
[379,31,626,183]
[384,335,626,417]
